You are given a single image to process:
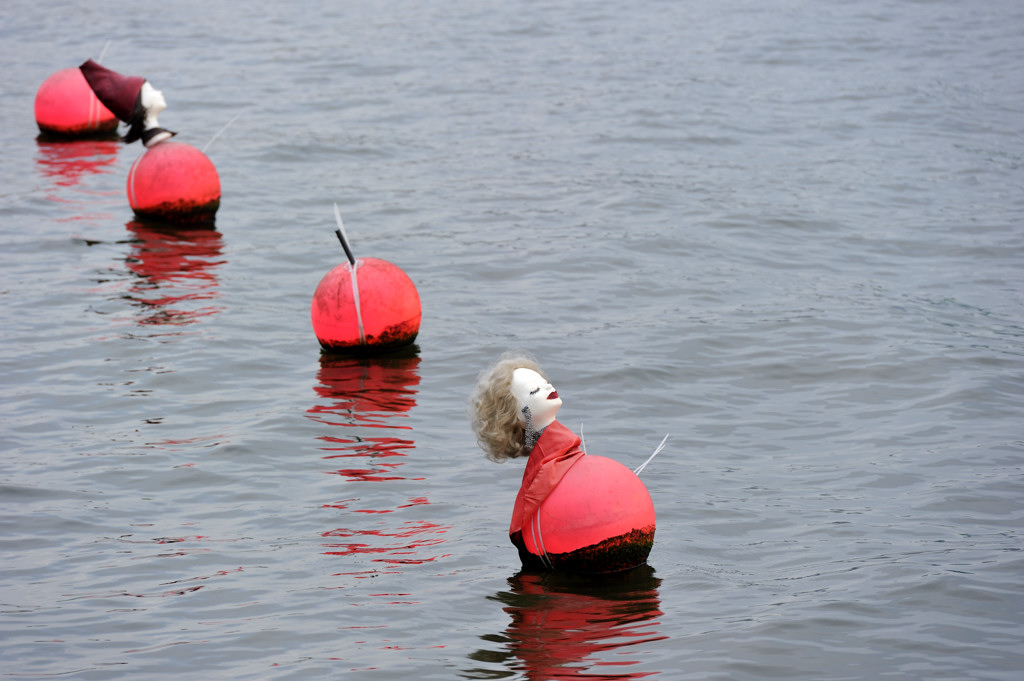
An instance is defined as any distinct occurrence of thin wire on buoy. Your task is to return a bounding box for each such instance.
[97,40,111,63]
[633,434,669,476]
[532,513,554,570]
[202,111,242,153]
[332,203,365,344]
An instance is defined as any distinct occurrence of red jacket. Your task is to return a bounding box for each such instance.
[509,421,585,536]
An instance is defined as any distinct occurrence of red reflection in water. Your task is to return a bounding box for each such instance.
[321,519,447,564]
[480,568,666,680]
[308,354,420,427]
[122,220,225,326]
[309,354,450,566]
[36,138,120,188]
[35,139,121,224]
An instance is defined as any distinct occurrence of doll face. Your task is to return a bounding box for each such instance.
[140,82,167,117]
[510,368,562,429]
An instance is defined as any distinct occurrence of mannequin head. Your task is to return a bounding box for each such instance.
[510,368,562,430]
[140,82,167,121]
[470,352,559,462]
[126,81,174,146]
[78,61,175,147]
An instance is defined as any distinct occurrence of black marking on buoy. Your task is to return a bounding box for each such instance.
[335,228,356,266]
[332,202,357,266]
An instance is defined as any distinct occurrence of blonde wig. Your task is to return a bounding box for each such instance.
[469,352,547,462]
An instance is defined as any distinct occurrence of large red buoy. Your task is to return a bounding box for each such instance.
[520,455,655,574]
[311,257,421,353]
[34,67,118,138]
[126,141,220,222]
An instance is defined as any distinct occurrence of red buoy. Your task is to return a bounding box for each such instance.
[520,455,655,573]
[126,141,220,222]
[34,67,118,138]
[311,257,421,353]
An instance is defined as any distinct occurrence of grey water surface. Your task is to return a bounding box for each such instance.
[2,0,1022,679]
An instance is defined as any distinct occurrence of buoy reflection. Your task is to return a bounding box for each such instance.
[309,353,450,567]
[35,138,120,188]
[35,138,121,225]
[121,220,225,326]
[470,567,666,679]
[309,352,420,428]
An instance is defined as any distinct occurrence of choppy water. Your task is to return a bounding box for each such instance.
[2,0,1023,678]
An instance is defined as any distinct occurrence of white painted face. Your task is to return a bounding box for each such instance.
[510,368,562,429]
[140,82,167,117]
